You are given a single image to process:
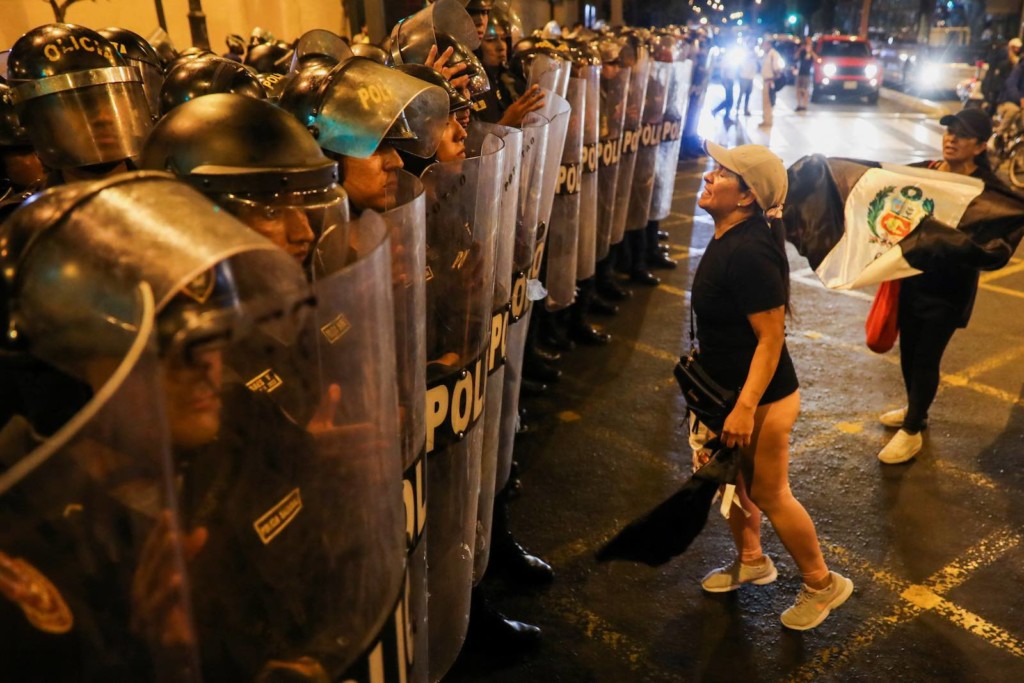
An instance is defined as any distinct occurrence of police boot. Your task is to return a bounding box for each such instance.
[646,220,677,270]
[467,586,542,653]
[569,280,611,346]
[627,229,660,287]
[589,292,619,316]
[490,488,554,586]
[523,351,561,383]
[520,377,549,396]
[596,249,631,301]
[538,305,575,352]
[525,318,561,363]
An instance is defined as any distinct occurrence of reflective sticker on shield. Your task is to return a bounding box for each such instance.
[0,552,74,634]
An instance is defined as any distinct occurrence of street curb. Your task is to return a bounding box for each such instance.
[879,87,957,117]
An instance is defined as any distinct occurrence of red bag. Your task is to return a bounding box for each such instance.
[865,280,900,353]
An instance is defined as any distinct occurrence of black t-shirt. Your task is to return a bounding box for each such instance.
[797,48,815,76]
[691,217,798,404]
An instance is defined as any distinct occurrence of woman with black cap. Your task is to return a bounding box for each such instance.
[878,108,1004,464]
[692,142,853,631]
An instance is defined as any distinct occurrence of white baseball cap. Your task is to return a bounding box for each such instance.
[704,141,788,212]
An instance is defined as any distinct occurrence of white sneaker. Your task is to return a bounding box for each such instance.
[878,406,907,428]
[878,429,923,464]
[701,555,777,593]
[781,571,854,631]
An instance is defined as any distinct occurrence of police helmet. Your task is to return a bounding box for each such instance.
[97,27,164,118]
[6,23,151,169]
[159,54,267,115]
[395,63,471,113]
[244,40,294,75]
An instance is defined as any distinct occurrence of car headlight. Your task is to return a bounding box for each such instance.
[822,63,837,77]
[919,64,940,83]
[865,64,878,78]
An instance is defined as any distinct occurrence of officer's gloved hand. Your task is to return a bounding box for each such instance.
[131,510,208,648]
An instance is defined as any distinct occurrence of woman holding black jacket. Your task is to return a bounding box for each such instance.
[692,142,853,631]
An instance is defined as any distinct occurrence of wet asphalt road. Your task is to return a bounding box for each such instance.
[446,86,1024,682]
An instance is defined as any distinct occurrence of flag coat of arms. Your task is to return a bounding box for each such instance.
[784,155,1024,289]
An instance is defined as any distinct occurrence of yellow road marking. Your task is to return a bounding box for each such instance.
[557,410,582,423]
[550,600,650,670]
[791,533,1024,681]
[979,259,1024,284]
[931,459,1000,492]
[835,421,863,434]
[979,282,1024,300]
[946,344,1024,384]
[626,339,682,364]
[657,283,690,298]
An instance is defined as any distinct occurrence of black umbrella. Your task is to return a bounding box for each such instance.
[596,440,739,567]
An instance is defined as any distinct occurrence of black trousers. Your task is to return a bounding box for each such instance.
[898,307,958,433]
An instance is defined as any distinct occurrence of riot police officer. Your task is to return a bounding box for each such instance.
[473,9,546,126]
[5,23,152,183]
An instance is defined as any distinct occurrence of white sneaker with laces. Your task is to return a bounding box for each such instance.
[701,555,777,593]
[781,571,854,631]
[878,406,907,428]
[878,429,923,464]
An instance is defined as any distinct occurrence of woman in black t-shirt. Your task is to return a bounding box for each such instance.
[693,142,852,631]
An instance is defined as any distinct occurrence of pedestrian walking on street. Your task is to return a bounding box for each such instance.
[759,40,785,127]
[795,37,817,111]
[692,142,853,630]
[735,43,756,117]
[878,109,1006,464]
[712,51,737,123]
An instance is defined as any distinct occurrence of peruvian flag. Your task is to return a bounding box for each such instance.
[784,155,1024,289]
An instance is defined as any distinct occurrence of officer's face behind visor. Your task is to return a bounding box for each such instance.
[217,187,348,265]
[337,144,404,214]
[481,29,508,68]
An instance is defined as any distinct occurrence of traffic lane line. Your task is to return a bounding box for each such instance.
[789,531,1024,681]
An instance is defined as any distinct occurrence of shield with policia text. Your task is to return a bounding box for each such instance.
[650,57,693,222]
[625,59,671,232]
[577,57,601,280]
[496,113,549,495]
[595,67,630,260]
[610,47,650,246]
[421,134,504,682]
[545,75,586,310]
[784,155,1024,290]
[309,210,407,679]
[341,172,429,683]
[465,121,522,584]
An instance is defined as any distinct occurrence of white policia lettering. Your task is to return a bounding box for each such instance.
[488,305,510,373]
[425,355,487,453]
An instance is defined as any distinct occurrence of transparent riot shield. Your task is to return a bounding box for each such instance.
[527,53,572,98]
[610,54,650,246]
[0,289,202,682]
[595,67,630,261]
[544,76,586,310]
[313,58,449,159]
[389,0,480,64]
[577,64,601,281]
[307,211,406,679]
[496,113,549,494]
[650,59,693,222]
[340,171,428,683]
[1,173,333,680]
[625,60,672,232]
[531,89,571,297]
[421,135,504,682]
[465,122,522,584]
